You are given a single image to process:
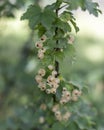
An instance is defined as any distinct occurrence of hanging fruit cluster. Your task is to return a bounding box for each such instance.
[35,35,82,121]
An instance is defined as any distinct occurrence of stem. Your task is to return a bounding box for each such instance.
[55,8,59,77]
[55,61,59,77]
[59,4,68,10]
[52,6,60,103]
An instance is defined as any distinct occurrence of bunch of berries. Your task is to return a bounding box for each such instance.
[46,67,60,94]
[60,87,71,104]
[52,104,71,121]
[72,89,82,101]
[35,64,60,94]
[35,35,47,59]
[60,87,82,104]
[34,34,82,122]
[35,68,46,91]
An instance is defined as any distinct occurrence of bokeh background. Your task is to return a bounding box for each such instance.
[0,0,104,130]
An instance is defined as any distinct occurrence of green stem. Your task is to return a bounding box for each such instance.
[52,5,60,103]
[55,8,59,77]
[59,4,68,10]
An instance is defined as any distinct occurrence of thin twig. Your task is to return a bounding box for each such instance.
[59,4,68,10]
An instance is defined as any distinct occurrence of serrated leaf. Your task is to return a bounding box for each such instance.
[45,3,56,10]
[83,0,101,16]
[61,11,75,22]
[69,79,89,92]
[21,4,42,29]
[37,24,46,37]
[74,116,91,129]
[64,0,101,17]
[65,45,76,59]
[51,123,65,130]
[58,38,68,48]
[60,11,79,33]
[56,0,63,8]
[66,122,79,129]
[70,19,79,33]
[64,0,84,9]
[55,51,65,62]
[56,18,71,33]
[41,8,56,29]
[21,4,56,29]
[46,0,63,10]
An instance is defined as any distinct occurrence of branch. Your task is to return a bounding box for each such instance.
[59,4,68,10]
[55,8,59,77]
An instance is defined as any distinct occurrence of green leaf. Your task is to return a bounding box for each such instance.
[21,4,42,29]
[41,8,56,29]
[56,18,71,33]
[70,19,79,33]
[58,38,68,48]
[64,0,84,9]
[69,78,89,92]
[61,11,75,22]
[64,0,101,17]
[46,0,63,10]
[21,4,56,29]
[37,24,46,37]
[74,116,91,129]
[66,122,79,130]
[83,0,101,16]
[51,123,65,130]
[60,11,79,33]
[65,45,76,60]
[45,38,56,48]
[55,51,65,62]
[56,0,63,8]
[45,3,56,10]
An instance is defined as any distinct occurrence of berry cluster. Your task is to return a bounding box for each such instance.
[35,68,46,91]
[35,35,82,121]
[60,87,71,104]
[46,67,60,94]
[72,89,82,101]
[35,65,60,94]
[60,88,81,104]
[35,35,47,59]
[52,104,71,121]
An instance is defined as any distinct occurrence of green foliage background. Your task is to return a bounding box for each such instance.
[0,0,104,130]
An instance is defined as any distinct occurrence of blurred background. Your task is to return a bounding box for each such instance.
[0,0,104,130]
